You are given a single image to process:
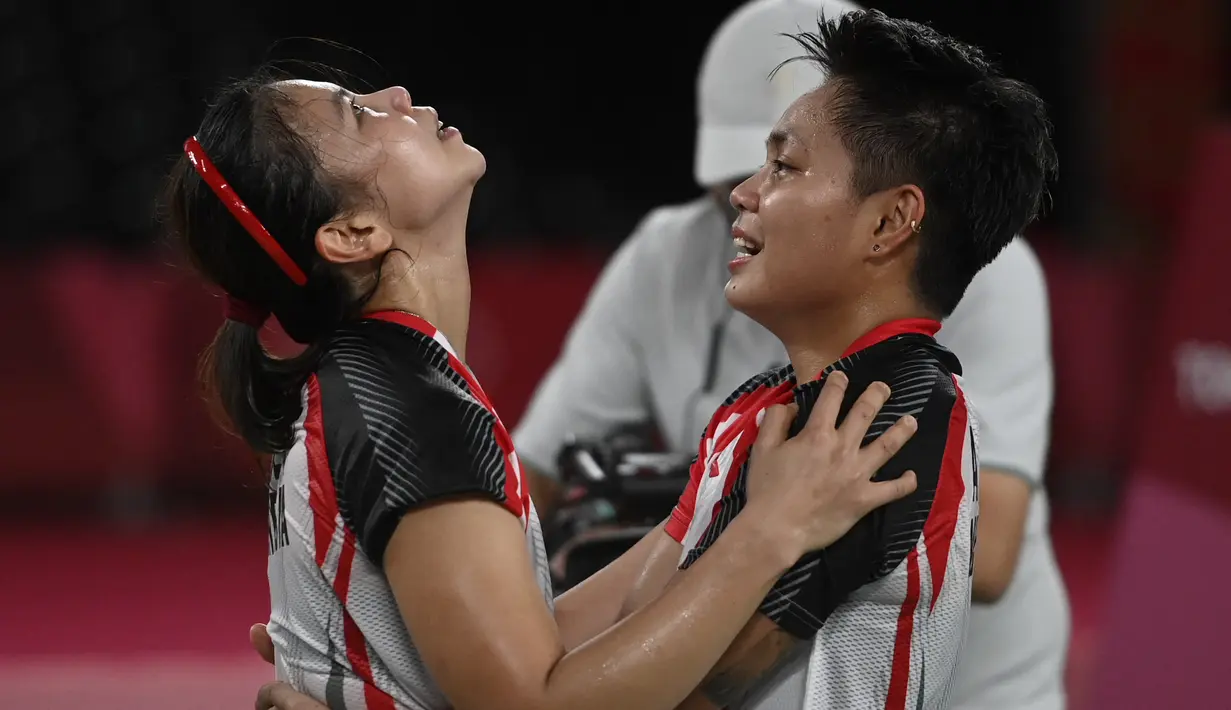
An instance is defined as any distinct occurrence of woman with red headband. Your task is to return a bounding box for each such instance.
[166,69,917,709]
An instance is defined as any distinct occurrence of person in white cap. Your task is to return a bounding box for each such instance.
[514,1,1071,708]
[253,6,1056,707]
[245,4,1067,709]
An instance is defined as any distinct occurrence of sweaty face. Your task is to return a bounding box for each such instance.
[280,80,486,232]
[724,84,869,326]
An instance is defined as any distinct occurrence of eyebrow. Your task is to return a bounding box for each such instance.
[766,129,791,151]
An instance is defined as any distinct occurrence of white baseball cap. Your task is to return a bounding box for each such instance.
[694,0,862,187]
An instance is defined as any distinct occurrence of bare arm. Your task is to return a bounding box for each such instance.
[386,377,917,710]
[971,468,1032,602]
[677,617,805,710]
[552,521,676,651]
[385,497,795,710]
[255,375,917,710]
[622,570,805,710]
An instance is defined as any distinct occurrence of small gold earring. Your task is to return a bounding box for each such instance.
[910,220,921,233]
[872,244,882,253]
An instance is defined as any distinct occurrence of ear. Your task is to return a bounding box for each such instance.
[866,185,926,258]
[315,212,393,265]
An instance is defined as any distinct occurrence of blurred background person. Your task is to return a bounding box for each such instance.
[0,0,1225,708]
[513,1,1069,708]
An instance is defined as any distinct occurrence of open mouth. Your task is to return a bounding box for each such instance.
[733,236,762,257]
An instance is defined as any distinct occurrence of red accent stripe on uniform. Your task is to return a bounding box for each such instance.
[334,527,396,710]
[694,380,796,545]
[304,377,396,710]
[924,377,969,611]
[305,377,336,567]
[885,548,921,710]
[885,377,970,708]
[840,318,942,360]
[666,392,741,543]
[365,310,529,522]
[444,351,527,521]
[665,461,702,543]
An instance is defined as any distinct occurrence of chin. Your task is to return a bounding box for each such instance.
[459,144,487,182]
[723,276,765,319]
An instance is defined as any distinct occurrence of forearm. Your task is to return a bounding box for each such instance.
[543,513,794,710]
[553,524,666,651]
[970,468,1032,603]
[553,569,630,653]
[677,615,807,709]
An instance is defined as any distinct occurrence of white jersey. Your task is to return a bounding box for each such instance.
[268,311,553,709]
[667,321,978,709]
[515,197,1070,709]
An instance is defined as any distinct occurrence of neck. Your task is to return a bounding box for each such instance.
[364,196,474,359]
[774,298,932,382]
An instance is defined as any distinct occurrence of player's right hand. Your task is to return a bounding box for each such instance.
[745,371,918,559]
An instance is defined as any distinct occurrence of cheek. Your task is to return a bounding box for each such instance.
[763,187,850,258]
[375,145,455,215]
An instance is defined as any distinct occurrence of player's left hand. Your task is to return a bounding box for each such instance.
[250,623,275,665]
[255,681,329,710]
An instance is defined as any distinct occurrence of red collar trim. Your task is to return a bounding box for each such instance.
[840,318,941,359]
[364,310,436,336]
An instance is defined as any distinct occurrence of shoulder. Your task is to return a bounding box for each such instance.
[722,364,794,408]
[691,365,794,444]
[314,319,476,416]
[839,337,964,428]
[312,319,499,477]
[309,320,517,566]
[888,339,963,413]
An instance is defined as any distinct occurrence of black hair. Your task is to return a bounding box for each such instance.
[164,66,374,454]
[786,9,1059,316]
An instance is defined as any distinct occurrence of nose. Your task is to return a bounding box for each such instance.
[362,86,413,114]
[730,173,760,213]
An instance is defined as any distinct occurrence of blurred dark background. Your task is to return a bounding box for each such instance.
[0,1,1228,708]
[2,0,1092,249]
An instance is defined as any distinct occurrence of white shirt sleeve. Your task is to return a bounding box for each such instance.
[937,239,1054,485]
[512,217,661,478]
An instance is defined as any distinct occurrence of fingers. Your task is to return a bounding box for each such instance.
[838,380,891,446]
[802,371,848,436]
[255,681,281,710]
[862,414,918,471]
[862,470,918,510]
[256,682,327,710]
[754,402,798,450]
[250,623,275,665]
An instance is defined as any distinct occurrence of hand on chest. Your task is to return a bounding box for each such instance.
[680,370,884,560]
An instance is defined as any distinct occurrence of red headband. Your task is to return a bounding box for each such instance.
[183,137,308,286]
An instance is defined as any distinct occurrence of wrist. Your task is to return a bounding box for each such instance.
[727,503,805,575]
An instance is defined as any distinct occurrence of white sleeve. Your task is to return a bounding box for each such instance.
[512,217,661,478]
[937,239,1053,485]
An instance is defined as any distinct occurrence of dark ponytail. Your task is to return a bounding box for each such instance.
[165,69,370,454]
[197,321,319,452]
